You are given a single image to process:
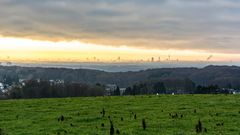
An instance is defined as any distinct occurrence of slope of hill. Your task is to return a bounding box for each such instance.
[0,95,239,134]
[0,65,240,88]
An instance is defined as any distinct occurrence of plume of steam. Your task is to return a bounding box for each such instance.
[206,55,213,61]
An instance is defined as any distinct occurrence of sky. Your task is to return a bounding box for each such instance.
[0,0,240,62]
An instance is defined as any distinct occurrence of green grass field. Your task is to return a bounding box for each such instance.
[0,95,239,135]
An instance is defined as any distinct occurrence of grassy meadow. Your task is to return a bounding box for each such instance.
[0,95,239,135]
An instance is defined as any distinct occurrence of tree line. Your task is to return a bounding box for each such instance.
[2,78,232,99]
[6,80,105,99]
[123,79,226,95]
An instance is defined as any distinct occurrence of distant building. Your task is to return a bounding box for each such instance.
[19,79,27,86]
[55,79,65,84]
[37,79,41,83]
[0,82,4,90]
[233,91,240,94]
[232,90,240,94]
[105,84,117,96]
[49,79,65,85]
[104,84,126,96]
[165,89,189,94]
[220,88,240,94]
[120,88,126,95]
[151,57,154,62]
[0,83,5,96]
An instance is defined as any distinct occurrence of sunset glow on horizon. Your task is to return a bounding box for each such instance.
[0,36,240,63]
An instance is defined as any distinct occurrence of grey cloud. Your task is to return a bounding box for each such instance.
[0,0,240,53]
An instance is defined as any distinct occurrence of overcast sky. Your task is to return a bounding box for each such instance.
[0,0,240,54]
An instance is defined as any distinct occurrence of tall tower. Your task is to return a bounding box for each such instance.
[151,57,154,62]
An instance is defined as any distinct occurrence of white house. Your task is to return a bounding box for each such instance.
[105,84,117,96]
[120,88,126,95]
[49,79,65,85]
[0,82,4,90]
[233,90,240,94]
[19,79,27,86]
[0,82,5,96]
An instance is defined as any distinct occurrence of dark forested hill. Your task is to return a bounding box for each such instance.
[0,65,240,88]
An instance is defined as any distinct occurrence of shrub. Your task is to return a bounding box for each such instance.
[142,119,146,130]
[110,121,114,135]
[116,129,120,134]
[195,119,202,133]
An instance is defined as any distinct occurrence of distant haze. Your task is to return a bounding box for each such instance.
[2,62,239,72]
